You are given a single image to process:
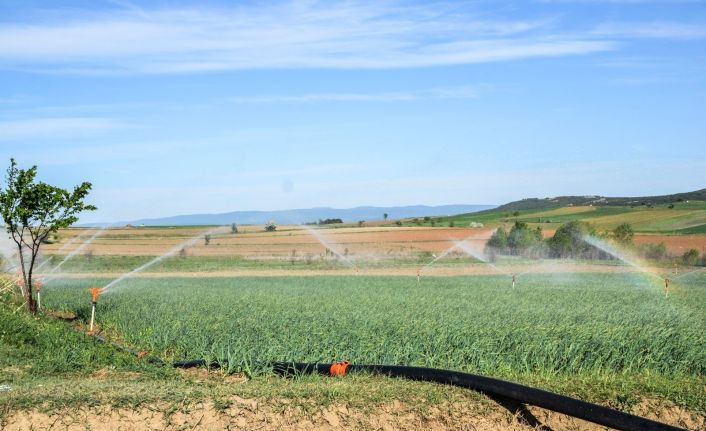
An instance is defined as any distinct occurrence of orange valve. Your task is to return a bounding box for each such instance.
[330,361,350,376]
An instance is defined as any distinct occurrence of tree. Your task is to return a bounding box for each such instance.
[612,223,634,245]
[485,227,508,256]
[264,221,277,232]
[0,159,95,313]
[547,221,595,258]
[383,213,388,221]
[506,221,543,256]
[204,234,211,246]
[231,223,238,234]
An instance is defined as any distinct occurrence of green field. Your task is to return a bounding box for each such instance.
[41,273,706,410]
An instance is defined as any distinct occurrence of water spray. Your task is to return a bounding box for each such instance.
[34,279,42,310]
[14,273,25,297]
[89,287,103,332]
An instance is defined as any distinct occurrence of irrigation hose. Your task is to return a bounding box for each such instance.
[271,362,686,431]
[91,333,685,431]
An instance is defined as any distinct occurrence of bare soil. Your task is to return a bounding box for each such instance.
[46,227,706,260]
[4,397,703,431]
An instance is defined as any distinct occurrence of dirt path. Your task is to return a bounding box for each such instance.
[38,262,677,279]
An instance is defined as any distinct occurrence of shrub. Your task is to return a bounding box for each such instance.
[449,221,455,228]
[639,242,668,260]
[231,223,238,234]
[612,223,634,245]
[204,234,211,246]
[264,221,277,232]
[395,220,402,226]
[318,218,343,225]
[682,249,700,266]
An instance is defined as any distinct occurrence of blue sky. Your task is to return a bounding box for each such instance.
[0,0,704,223]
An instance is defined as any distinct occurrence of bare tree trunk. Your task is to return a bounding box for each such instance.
[16,239,37,314]
[27,247,38,314]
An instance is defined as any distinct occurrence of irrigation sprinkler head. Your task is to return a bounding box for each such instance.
[34,279,42,292]
[90,287,103,304]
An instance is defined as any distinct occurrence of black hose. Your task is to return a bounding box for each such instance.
[171,358,222,368]
[87,332,685,431]
[272,362,686,431]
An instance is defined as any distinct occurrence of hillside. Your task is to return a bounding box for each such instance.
[489,189,706,212]
[439,197,706,234]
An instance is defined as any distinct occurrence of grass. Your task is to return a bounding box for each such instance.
[40,273,706,411]
[0,284,489,418]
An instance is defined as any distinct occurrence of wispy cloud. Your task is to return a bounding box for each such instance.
[0,117,121,140]
[228,86,482,104]
[0,2,615,74]
[592,22,706,39]
[538,0,700,3]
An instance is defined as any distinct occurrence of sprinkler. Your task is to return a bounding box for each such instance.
[89,287,103,332]
[512,274,516,289]
[34,279,42,310]
[416,268,421,284]
[664,278,671,298]
[674,263,678,276]
[355,266,359,276]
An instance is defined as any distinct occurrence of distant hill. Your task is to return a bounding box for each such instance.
[489,189,706,212]
[97,204,495,226]
[438,189,706,234]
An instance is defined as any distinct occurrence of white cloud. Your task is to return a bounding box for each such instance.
[0,2,615,74]
[592,22,706,39]
[0,117,121,140]
[228,86,481,104]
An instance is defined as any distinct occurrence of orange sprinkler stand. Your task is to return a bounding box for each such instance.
[330,361,350,376]
[137,351,149,358]
[90,287,103,303]
[34,280,42,291]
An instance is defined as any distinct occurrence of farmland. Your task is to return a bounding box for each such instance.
[3,222,706,429]
[437,200,706,234]
[43,275,706,397]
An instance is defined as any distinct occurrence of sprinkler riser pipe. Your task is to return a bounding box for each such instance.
[90,302,96,331]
